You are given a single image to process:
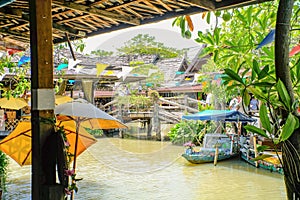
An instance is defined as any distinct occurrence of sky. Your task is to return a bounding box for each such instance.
[83,14,213,54]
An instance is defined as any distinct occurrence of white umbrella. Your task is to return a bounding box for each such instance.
[55,99,127,170]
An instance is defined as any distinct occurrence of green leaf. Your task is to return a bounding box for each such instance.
[251,154,273,161]
[206,12,211,24]
[252,59,260,75]
[244,125,269,138]
[205,32,215,45]
[243,90,251,107]
[257,145,270,152]
[276,79,291,110]
[213,50,219,62]
[214,28,221,45]
[184,30,192,39]
[280,113,299,141]
[252,82,274,87]
[224,68,244,84]
[259,104,272,133]
[180,17,186,37]
[172,18,178,26]
[258,65,269,79]
[296,60,300,79]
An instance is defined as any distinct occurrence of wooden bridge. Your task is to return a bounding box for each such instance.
[100,95,202,140]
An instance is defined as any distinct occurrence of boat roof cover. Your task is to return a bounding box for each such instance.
[182,110,256,123]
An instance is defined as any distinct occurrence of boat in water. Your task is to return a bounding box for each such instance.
[181,110,256,165]
[240,137,283,174]
[182,133,238,164]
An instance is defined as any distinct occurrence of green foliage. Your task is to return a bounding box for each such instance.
[251,154,273,161]
[280,113,299,142]
[90,49,114,57]
[0,151,9,192]
[115,95,152,111]
[73,39,86,53]
[117,34,185,58]
[193,3,278,72]
[84,127,103,136]
[175,2,300,143]
[130,64,165,87]
[129,95,152,111]
[0,56,31,98]
[129,60,145,66]
[0,56,17,72]
[168,120,212,145]
[148,90,160,102]
[198,103,213,111]
[172,16,193,39]
[256,145,270,153]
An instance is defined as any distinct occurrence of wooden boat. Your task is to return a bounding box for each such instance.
[240,139,283,174]
[182,133,238,164]
[181,110,256,165]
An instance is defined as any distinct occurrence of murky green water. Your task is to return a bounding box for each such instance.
[4,138,286,200]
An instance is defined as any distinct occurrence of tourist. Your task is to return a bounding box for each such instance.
[229,94,241,111]
[138,85,142,93]
[125,85,130,95]
[205,93,213,106]
[249,94,259,115]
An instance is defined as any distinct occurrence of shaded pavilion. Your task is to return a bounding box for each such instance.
[0,0,271,199]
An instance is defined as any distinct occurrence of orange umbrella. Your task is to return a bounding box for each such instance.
[55,98,127,172]
[0,121,97,166]
[0,97,28,110]
[55,95,73,105]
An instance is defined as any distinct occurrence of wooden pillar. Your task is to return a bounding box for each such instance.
[147,119,152,138]
[29,0,64,199]
[153,103,161,140]
[184,95,188,113]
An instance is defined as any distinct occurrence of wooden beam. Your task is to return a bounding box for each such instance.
[53,0,140,25]
[215,0,272,10]
[0,10,81,37]
[0,28,29,40]
[181,0,215,10]
[155,0,173,11]
[29,0,63,199]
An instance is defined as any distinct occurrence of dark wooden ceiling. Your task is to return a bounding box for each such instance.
[0,0,270,50]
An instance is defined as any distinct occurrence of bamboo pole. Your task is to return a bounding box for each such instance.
[253,136,258,167]
[214,147,219,166]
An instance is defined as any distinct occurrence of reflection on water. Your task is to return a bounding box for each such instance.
[4,138,286,200]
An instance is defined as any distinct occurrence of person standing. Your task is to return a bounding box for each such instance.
[205,93,213,106]
[229,94,241,111]
[249,95,259,114]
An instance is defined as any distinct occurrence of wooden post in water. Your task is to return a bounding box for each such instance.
[147,119,152,138]
[153,103,161,140]
[214,147,219,166]
[253,136,259,167]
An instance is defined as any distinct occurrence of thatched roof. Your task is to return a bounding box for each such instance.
[0,0,270,49]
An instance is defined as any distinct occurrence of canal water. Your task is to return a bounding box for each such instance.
[4,138,286,200]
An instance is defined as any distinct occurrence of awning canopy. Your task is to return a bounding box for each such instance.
[0,0,271,48]
[182,110,256,123]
